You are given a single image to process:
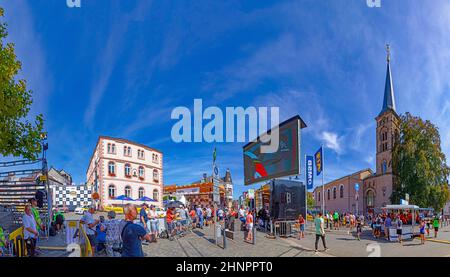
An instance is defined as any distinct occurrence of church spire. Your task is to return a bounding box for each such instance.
[380,44,396,116]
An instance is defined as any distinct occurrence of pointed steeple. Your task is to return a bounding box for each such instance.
[380,44,396,116]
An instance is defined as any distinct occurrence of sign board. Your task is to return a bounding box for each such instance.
[354,183,360,192]
[176,187,200,195]
[213,178,220,204]
[248,189,255,199]
[405,193,410,201]
[306,156,314,190]
[39,175,47,181]
[243,115,307,185]
[400,199,409,205]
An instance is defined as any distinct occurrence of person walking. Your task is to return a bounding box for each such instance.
[333,211,339,230]
[103,211,122,257]
[384,214,392,240]
[245,208,254,243]
[419,219,426,245]
[206,206,212,226]
[433,216,440,238]
[356,215,362,241]
[189,207,197,229]
[314,212,328,253]
[23,204,39,257]
[196,205,204,229]
[297,214,305,240]
[121,204,152,257]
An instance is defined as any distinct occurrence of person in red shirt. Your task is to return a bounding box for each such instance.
[166,207,176,239]
[189,208,197,229]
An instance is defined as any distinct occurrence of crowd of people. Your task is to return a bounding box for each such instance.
[3,199,448,257]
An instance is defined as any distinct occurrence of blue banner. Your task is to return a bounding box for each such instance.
[306,155,314,189]
[315,147,323,176]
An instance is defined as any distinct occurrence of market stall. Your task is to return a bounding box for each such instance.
[382,204,419,241]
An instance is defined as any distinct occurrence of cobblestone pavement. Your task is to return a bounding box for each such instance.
[34,213,450,257]
[142,224,326,257]
[298,224,450,257]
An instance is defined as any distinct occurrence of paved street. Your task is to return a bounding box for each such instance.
[35,213,450,257]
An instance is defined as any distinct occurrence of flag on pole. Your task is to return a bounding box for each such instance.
[315,147,323,176]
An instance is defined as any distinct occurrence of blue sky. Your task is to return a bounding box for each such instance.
[1,0,449,199]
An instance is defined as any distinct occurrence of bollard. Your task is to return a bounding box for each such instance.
[222,226,227,249]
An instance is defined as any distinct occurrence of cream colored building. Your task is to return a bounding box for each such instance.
[86,136,163,209]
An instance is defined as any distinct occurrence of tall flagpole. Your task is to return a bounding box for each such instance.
[322,144,325,215]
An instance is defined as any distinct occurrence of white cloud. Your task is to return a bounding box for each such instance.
[321,131,342,154]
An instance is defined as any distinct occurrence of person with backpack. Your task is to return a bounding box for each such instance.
[121,204,152,257]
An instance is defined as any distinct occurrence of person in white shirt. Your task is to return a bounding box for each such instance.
[23,204,39,257]
[148,205,159,240]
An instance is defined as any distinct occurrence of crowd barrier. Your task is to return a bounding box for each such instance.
[272,220,299,238]
[69,221,93,257]
[7,226,26,257]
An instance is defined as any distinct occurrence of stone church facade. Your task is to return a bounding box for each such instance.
[314,46,399,214]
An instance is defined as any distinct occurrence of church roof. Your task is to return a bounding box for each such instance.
[379,45,397,116]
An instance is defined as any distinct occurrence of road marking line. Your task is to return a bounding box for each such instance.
[414,237,450,245]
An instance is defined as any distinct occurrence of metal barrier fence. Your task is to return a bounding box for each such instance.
[273,220,300,238]
[76,222,93,257]
[8,226,26,257]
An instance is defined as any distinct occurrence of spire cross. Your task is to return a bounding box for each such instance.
[386,43,391,63]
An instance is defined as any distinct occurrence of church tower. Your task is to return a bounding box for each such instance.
[363,44,400,213]
[375,44,400,176]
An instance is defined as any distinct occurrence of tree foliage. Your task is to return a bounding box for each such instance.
[392,112,450,211]
[307,192,315,210]
[0,7,44,160]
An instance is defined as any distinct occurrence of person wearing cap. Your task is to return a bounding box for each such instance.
[80,205,100,255]
[103,211,122,257]
[29,198,44,233]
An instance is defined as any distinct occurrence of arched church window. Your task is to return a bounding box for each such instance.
[367,190,374,207]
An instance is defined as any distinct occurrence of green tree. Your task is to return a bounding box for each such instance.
[307,192,315,210]
[392,112,450,211]
[0,7,44,160]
